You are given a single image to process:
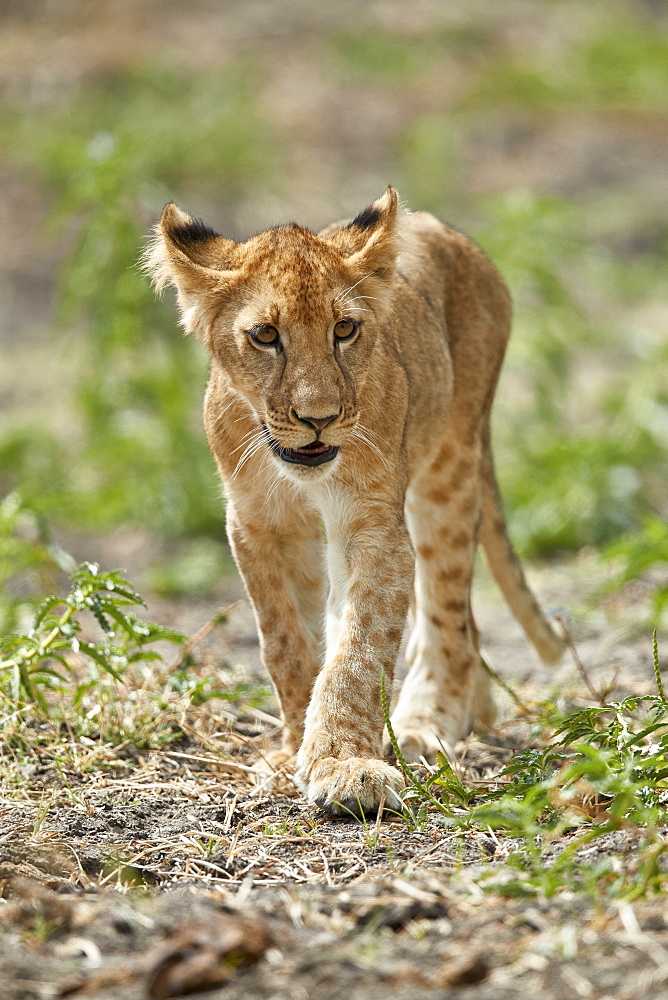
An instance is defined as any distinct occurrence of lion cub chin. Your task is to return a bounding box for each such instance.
[145,187,563,817]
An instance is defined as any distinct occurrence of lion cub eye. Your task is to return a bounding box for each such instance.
[247,324,280,348]
[334,319,359,342]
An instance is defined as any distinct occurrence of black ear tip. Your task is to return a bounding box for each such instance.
[345,186,399,233]
[170,217,221,250]
[345,204,381,232]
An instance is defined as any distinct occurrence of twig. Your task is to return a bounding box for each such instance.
[167,601,243,670]
[552,614,604,705]
[155,748,257,774]
[479,654,534,714]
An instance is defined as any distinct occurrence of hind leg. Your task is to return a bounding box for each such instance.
[390,437,496,762]
[467,608,497,731]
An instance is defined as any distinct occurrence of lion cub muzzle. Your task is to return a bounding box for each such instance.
[264,406,346,469]
[263,424,340,468]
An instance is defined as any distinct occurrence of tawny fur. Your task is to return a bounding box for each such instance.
[144,188,564,816]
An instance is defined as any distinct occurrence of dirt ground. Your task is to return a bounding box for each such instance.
[2,546,667,1000]
[4,846,668,1000]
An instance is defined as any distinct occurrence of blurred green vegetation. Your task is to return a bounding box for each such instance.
[0,493,75,637]
[465,26,668,113]
[2,61,279,537]
[0,2,666,608]
[474,193,667,556]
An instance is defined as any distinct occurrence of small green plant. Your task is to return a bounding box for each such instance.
[384,635,668,901]
[0,560,185,717]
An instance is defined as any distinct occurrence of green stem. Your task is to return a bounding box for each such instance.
[652,629,667,704]
[0,603,75,674]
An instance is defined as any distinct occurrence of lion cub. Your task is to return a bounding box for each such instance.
[146,188,563,815]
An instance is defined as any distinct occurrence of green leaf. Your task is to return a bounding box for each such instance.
[85,595,114,633]
[32,595,66,629]
[77,641,125,680]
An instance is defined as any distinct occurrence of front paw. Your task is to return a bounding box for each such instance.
[294,755,404,816]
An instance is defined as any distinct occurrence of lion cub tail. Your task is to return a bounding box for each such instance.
[479,449,565,665]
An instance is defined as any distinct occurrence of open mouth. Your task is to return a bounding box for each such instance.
[263,428,340,468]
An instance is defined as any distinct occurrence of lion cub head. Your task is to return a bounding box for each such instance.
[145,188,399,479]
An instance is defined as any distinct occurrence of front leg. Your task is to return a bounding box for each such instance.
[226,494,325,758]
[295,491,413,815]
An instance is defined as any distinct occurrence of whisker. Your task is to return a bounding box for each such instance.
[344,294,383,304]
[233,448,264,480]
[232,430,269,477]
[357,420,385,448]
[337,304,372,314]
[218,398,239,420]
[333,271,377,310]
[238,434,269,467]
[359,371,388,399]
[211,399,243,433]
[342,271,376,296]
[230,426,264,456]
[353,423,391,471]
[213,395,258,433]
[265,472,285,505]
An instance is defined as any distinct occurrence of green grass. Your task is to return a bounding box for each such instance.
[605,518,668,620]
[461,23,668,114]
[0,493,76,636]
[384,633,668,901]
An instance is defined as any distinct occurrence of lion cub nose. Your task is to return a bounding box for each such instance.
[291,410,341,433]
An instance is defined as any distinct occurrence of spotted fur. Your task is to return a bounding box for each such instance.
[144,188,564,815]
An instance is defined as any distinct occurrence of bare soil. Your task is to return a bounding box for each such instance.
[3,851,668,1000]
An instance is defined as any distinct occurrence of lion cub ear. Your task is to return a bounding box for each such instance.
[143,204,240,336]
[327,186,400,284]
